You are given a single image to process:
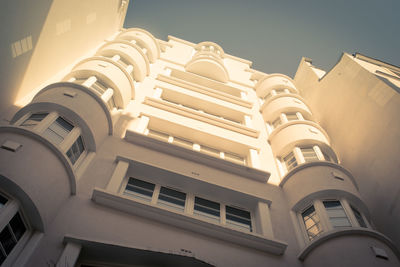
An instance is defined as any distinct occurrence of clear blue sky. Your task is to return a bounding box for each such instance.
[124,0,400,77]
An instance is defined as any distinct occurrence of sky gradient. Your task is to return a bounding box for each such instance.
[124,0,400,77]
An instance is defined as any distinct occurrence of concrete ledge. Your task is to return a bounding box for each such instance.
[125,130,270,182]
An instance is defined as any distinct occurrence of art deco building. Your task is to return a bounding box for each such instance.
[0,1,399,266]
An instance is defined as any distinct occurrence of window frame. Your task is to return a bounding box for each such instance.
[297,198,370,243]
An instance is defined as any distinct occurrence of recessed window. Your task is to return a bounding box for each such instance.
[272,117,281,129]
[285,112,298,121]
[283,151,297,171]
[194,197,220,223]
[124,178,155,202]
[0,195,7,207]
[43,117,74,144]
[351,205,367,228]
[226,205,252,232]
[0,212,26,264]
[20,113,48,128]
[323,200,351,228]
[157,187,186,211]
[66,136,85,164]
[300,147,319,163]
[301,205,323,241]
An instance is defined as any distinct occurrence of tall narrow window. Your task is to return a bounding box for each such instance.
[301,147,319,163]
[226,206,252,232]
[66,136,85,164]
[124,178,155,202]
[20,113,48,128]
[0,213,26,264]
[194,197,220,223]
[283,151,297,171]
[351,205,367,228]
[157,187,186,211]
[323,200,351,228]
[43,117,74,144]
[302,205,322,241]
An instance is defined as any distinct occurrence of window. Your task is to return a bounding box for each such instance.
[323,200,351,228]
[301,205,323,241]
[66,136,85,164]
[194,197,220,223]
[122,178,253,232]
[271,117,281,129]
[157,187,186,211]
[351,205,367,228]
[300,147,319,163]
[0,213,26,264]
[226,205,252,232]
[20,113,48,128]
[0,194,28,265]
[43,117,74,144]
[285,112,298,121]
[124,178,155,202]
[283,151,297,171]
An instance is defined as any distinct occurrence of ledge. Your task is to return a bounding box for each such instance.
[92,188,287,255]
[125,130,270,182]
[298,228,400,261]
[144,97,259,138]
[279,161,358,190]
[267,120,331,144]
[157,74,252,109]
[260,93,309,113]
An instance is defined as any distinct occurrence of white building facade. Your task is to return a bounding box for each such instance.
[0,1,399,266]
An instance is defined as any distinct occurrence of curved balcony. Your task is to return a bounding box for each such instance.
[261,94,312,122]
[12,84,104,150]
[185,42,228,83]
[0,126,74,230]
[256,74,298,99]
[96,40,150,82]
[117,28,161,63]
[269,121,330,156]
[280,162,360,209]
[300,229,400,266]
[65,57,134,108]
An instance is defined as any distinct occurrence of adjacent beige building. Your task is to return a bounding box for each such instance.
[0,1,399,266]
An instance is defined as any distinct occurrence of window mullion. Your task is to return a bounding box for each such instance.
[0,201,18,233]
[59,127,81,153]
[33,111,58,134]
[151,184,161,205]
[314,200,331,232]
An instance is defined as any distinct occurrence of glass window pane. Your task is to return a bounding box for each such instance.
[301,147,319,163]
[194,197,220,222]
[0,226,16,255]
[351,205,367,228]
[124,178,155,202]
[302,205,323,240]
[285,112,298,121]
[283,151,297,171]
[226,206,252,232]
[20,113,48,128]
[0,195,7,207]
[43,117,74,144]
[9,213,26,241]
[157,187,186,211]
[323,200,351,228]
[66,136,85,164]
